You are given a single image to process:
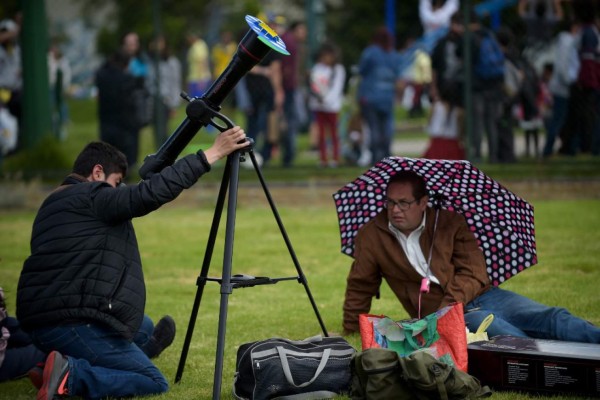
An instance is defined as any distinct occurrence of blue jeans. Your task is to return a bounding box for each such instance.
[543,95,569,157]
[361,104,393,163]
[472,89,503,163]
[246,101,272,163]
[281,88,298,167]
[464,287,600,343]
[30,315,168,399]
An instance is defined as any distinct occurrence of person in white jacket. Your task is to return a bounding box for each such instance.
[419,0,459,34]
[308,43,346,167]
[542,20,580,157]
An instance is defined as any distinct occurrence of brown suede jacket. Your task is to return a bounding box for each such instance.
[343,207,491,332]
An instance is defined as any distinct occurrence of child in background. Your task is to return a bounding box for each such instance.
[423,100,465,160]
[308,43,346,167]
[516,59,544,158]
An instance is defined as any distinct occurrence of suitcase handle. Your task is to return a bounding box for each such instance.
[277,346,332,388]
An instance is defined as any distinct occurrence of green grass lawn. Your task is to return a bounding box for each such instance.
[1,187,599,399]
[2,98,600,183]
[1,98,600,398]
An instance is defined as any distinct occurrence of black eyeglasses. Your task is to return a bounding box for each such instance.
[385,198,419,211]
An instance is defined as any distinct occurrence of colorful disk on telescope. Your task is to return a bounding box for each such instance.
[245,15,290,55]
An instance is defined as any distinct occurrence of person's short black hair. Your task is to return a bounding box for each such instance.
[72,142,128,178]
[496,26,515,48]
[450,11,462,25]
[109,49,131,70]
[387,171,428,200]
[316,42,340,61]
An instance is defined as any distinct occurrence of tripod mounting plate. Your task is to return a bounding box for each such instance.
[198,274,299,288]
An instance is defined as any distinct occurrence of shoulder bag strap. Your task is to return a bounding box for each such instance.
[277,346,331,388]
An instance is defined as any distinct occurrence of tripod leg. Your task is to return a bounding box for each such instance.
[212,151,241,399]
[248,150,329,337]
[175,158,232,384]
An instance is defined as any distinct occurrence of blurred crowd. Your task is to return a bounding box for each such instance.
[417,0,600,163]
[1,0,599,168]
[0,11,72,159]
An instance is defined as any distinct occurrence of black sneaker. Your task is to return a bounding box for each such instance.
[37,351,69,400]
[146,315,176,358]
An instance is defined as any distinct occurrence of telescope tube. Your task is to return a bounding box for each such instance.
[138,15,289,179]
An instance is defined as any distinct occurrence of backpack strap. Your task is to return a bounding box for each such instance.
[430,363,449,400]
[399,353,450,400]
[475,384,493,398]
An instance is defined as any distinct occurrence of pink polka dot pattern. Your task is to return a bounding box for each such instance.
[333,157,537,286]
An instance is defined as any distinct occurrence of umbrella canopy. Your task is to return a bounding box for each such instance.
[333,157,537,286]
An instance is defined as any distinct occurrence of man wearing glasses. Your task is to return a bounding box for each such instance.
[342,171,600,344]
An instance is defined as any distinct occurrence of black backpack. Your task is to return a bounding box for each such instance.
[351,348,492,400]
[474,31,505,81]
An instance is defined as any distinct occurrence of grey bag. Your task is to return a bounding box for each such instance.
[233,335,356,399]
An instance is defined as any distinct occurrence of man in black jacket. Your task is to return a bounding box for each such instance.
[17,126,247,399]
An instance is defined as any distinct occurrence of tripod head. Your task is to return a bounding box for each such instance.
[139,15,289,179]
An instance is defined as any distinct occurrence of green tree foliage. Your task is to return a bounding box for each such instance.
[324,0,420,67]
[77,0,265,57]
[4,0,546,87]
[0,0,20,20]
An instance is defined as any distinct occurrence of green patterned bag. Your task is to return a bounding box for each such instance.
[351,348,492,400]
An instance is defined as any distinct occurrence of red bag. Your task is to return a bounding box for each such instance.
[358,303,468,372]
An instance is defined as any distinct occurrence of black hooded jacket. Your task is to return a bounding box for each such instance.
[17,152,211,339]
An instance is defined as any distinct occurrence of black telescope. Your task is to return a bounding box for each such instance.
[139,15,289,179]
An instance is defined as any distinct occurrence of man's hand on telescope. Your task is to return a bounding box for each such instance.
[203,126,248,165]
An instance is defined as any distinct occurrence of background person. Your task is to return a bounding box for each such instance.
[95,49,142,171]
[147,34,182,147]
[0,17,22,155]
[211,30,236,79]
[48,39,72,141]
[464,12,506,163]
[210,29,237,115]
[308,42,346,168]
[342,171,600,344]
[543,21,581,158]
[564,0,600,156]
[121,32,151,157]
[186,32,212,98]
[16,127,248,400]
[121,31,149,78]
[419,0,460,53]
[0,287,46,384]
[518,0,564,49]
[357,26,401,164]
[279,20,308,167]
[243,48,283,166]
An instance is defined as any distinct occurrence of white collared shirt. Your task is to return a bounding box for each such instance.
[388,213,440,284]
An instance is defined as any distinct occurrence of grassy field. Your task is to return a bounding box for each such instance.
[1,98,600,399]
[2,97,600,184]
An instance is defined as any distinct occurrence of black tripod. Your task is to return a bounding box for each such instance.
[174,140,329,399]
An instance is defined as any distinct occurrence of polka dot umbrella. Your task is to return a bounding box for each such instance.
[333,157,537,286]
